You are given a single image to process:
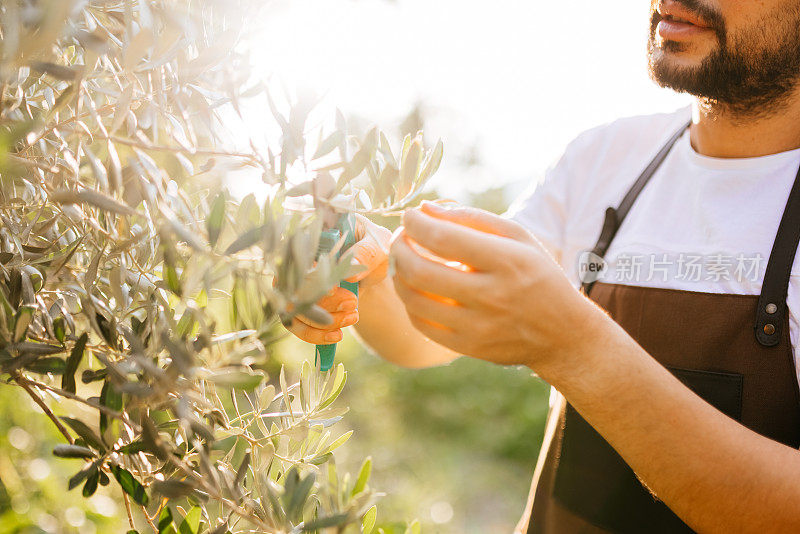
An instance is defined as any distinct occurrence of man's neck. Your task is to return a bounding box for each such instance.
[689,90,800,158]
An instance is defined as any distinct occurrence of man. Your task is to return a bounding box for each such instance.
[289,0,800,531]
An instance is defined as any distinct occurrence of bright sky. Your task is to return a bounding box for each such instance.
[249,0,692,199]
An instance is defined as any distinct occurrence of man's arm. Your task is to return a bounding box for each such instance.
[546,306,800,532]
[354,276,459,368]
[392,203,800,532]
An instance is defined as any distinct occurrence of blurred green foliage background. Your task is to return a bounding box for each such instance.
[324,338,549,533]
[0,384,127,533]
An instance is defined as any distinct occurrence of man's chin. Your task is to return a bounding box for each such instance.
[648,51,703,92]
[649,40,713,73]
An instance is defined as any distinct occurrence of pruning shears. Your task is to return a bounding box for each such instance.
[315,213,359,372]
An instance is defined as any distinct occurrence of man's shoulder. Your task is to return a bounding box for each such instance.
[565,106,691,169]
[593,106,690,136]
[542,106,692,226]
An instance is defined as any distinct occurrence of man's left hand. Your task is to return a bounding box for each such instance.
[390,202,598,369]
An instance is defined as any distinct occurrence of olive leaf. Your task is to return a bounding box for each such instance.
[206,192,227,247]
[82,470,100,497]
[362,505,377,534]
[301,513,350,530]
[60,417,105,452]
[313,131,344,160]
[49,189,137,216]
[24,356,66,375]
[62,332,88,393]
[205,368,265,390]
[53,444,95,459]
[112,466,149,506]
[99,381,123,437]
[178,507,202,534]
[158,506,176,534]
[152,480,195,499]
[68,462,99,489]
[352,456,372,496]
[224,225,267,255]
[13,305,35,342]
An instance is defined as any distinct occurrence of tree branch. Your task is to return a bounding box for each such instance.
[122,494,137,531]
[13,375,74,445]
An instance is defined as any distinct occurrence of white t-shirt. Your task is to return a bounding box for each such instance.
[507,106,800,384]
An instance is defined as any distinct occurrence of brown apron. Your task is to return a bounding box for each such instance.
[522,122,800,533]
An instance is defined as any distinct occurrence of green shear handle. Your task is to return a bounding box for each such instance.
[315,213,359,372]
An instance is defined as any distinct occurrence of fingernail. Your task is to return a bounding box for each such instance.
[325,331,342,343]
[423,201,461,215]
[422,201,444,213]
[343,311,359,325]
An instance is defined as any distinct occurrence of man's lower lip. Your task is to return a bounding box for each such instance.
[657,19,712,40]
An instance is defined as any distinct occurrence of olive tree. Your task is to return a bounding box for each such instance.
[0,1,441,532]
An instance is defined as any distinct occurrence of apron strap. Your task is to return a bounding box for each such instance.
[581,120,690,294]
[755,164,800,346]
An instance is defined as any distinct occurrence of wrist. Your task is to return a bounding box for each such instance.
[527,295,616,383]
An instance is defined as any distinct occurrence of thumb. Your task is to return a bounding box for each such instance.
[419,201,533,243]
[345,215,391,284]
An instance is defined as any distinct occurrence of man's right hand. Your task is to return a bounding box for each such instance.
[286,215,392,345]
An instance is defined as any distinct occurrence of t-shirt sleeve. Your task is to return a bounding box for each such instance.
[505,148,573,266]
[505,109,691,272]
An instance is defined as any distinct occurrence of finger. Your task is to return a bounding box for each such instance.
[345,236,388,283]
[348,259,388,284]
[286,320,343,345]
[407,313,490,360]
[296,309,359,330]
[420,201,532,242]
[352,213,384,239]
[393,276,474,329]
[402,208,521,271]
[346,215,391,283]
[353,213,368,241]
[405,312,468,355]
[317,286,358,313]
[390,231,486,306]
[407,312,452,334]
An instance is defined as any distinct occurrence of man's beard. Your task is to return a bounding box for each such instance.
[647,0,800,118]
